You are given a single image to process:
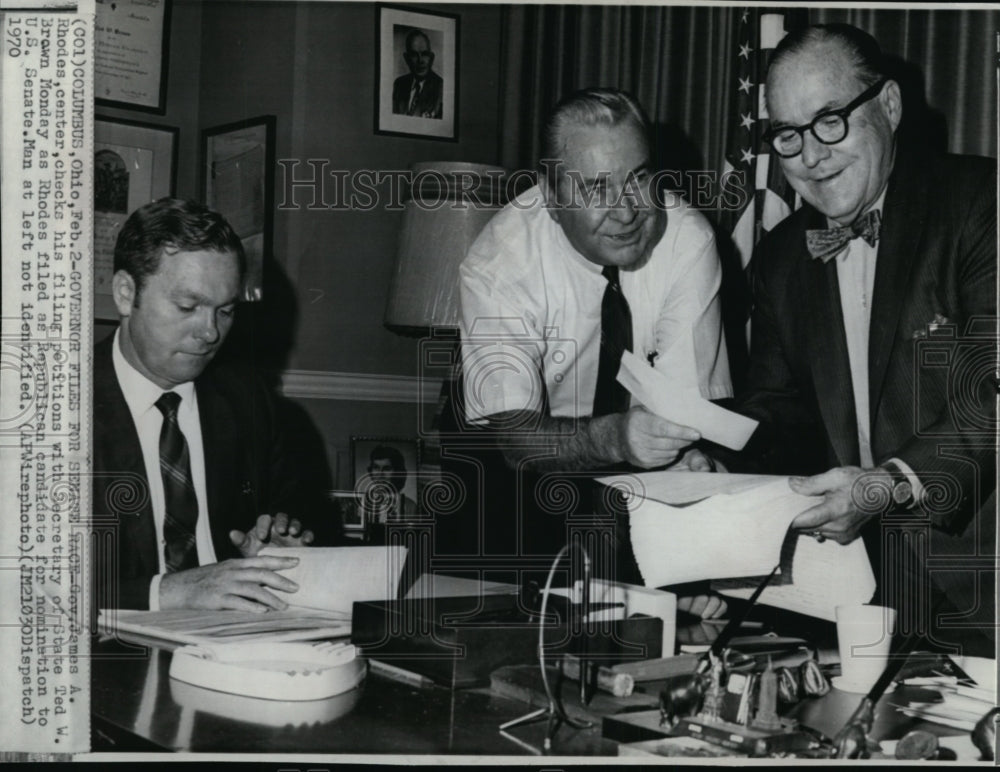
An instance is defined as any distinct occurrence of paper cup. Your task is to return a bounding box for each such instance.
[835,604,897,693]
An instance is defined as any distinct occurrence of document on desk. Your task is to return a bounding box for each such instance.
[599,471,875,620]
[99,545,407,647]
[616,351,758,450]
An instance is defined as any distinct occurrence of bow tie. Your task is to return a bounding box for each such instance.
[805,209,882,263]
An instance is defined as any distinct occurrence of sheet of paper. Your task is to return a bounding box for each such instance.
[715,535,876,621]
[617,350,758,450]
[599,470,778,505]
[261,545,409,612]
[404,573,520,599]
[626,477,818,586]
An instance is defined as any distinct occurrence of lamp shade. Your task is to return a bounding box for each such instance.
[384,162,510,334]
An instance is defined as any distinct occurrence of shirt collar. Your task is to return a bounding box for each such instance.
[112,328,196,418]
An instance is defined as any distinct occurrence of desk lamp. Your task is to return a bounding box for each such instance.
[383,161,511,336]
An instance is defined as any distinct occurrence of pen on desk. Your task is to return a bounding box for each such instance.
[368,658,436,688]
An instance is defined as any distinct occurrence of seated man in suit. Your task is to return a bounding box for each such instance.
[391,28,443,119]
[94,198,331,611]
[733,24,996,654]
[457,88,731,618]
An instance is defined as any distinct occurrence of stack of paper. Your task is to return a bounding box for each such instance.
[598,471,876,622]
[892,677,997,731]
[99,545,407,647]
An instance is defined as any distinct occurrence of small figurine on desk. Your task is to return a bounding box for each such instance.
[752,657,783,732]
[699,653,726,722]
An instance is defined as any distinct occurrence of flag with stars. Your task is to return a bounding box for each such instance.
[719,8,800,272]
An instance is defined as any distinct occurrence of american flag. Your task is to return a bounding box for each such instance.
[719,8,801,276]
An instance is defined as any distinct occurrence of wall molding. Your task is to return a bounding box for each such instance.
[281,369,443,404]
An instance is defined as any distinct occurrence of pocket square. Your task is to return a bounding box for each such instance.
[912,313,953,339]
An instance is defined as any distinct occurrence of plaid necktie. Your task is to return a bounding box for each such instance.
[593,265,633,417]
[805,209,882,263]
[155,392,199,572]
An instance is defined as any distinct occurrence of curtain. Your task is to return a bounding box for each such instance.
[498,5,998,176]
[498,5,740,175]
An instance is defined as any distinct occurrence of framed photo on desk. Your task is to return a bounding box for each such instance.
[351,436,422,521]
[330,491,365,535]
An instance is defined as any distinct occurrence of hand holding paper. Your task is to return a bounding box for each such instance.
[618,406,701,468]
[617,350,758,450]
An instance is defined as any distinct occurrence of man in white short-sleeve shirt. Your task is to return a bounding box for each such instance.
[460,87,731,473]
[457,88,731,618]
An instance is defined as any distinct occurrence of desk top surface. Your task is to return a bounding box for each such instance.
[90,634,979,759]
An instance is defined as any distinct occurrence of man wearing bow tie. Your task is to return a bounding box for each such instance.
[94,198,334,611]
[735,24,996,653]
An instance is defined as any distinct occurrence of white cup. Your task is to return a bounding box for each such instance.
[835,604,897,693]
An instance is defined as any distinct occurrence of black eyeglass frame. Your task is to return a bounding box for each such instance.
[764,78,889,158]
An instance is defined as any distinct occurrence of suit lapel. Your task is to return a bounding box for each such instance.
[93,338,159,578]
[868,150,926,420]
[801,208,861,466]
[195,374,244,559]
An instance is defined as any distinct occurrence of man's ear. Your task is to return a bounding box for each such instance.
[880,79,903,132]
[111,270,137,318]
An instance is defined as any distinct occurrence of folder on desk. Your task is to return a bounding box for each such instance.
[598,471,876,622]
[99,545,407,648]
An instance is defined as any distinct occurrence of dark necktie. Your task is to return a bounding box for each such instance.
[805,209,882,263]
[593,265,633,417]
[155,392,199,572]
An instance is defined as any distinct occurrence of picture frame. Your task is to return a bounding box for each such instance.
[329,491,365,534]
[95,0,172,113]
[375,5,459,141]
[94,117,178,320]
[202,115,275,302]
[351,436,423,523]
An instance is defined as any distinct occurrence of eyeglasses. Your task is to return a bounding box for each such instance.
[764,79,888,158]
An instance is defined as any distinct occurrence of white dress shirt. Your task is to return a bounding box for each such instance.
[834,191,924,499]
[459,186,732,423]
[111,329,217,609]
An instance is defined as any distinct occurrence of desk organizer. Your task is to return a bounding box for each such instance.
[352,590,666,688]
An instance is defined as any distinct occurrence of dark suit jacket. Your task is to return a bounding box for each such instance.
[392,71,443,119]
[735,147,997,652]
[93,336,337,610]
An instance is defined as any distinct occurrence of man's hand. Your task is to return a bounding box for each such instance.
[229,513,315,558]
[670,447,716,472]
[677,594,728,619]
[619,407,700,468]
[789,466,889,544]
[159,555,301,612]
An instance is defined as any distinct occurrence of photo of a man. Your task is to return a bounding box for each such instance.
[391,27,443,119]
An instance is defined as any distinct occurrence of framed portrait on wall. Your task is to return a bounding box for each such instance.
[202,115,275,302]
[351,436,422,523]
[375,5,459,141]
[94,117,178,320]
